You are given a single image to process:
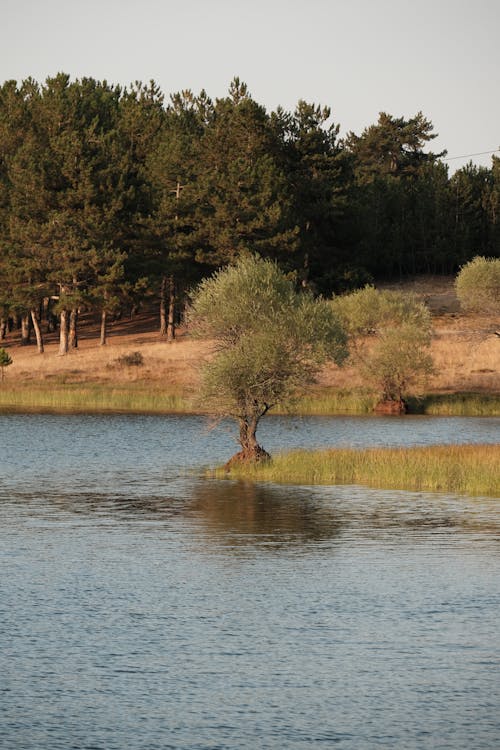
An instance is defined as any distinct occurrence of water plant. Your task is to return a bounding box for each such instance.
[216,443,500,497]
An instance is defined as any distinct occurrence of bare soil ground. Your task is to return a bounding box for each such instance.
[2,277,499,395]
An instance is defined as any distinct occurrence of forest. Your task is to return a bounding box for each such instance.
[0,74,499,354]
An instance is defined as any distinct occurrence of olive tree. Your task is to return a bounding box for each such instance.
[188,255,348,463]
[332,286,434,411]
[455,256,500,317]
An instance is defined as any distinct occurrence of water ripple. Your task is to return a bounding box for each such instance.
[1,414,499,749]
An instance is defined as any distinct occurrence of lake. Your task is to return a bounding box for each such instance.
[1,413,499,749]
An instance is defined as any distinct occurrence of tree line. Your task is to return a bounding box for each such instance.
[1,74,498,353]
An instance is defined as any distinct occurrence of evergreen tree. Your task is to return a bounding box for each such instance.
[144,88,206,339]
[272,100,350,291]
[32,75,136,353]
[194,79,298,269]
[346,111,447,276]
[450,162,496,266]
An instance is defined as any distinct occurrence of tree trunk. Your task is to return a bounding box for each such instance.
[224,416,271,468]
[374,398,407,415]
[0,319,6,340]
[100,309,108,346]
[21,313,31,346]
[59,309,69,355]
[159,275,167,336]
[45,297,57,332]
[30,308,44,354]
[69,308,78,348]
[167,275,176,342]
[240,416,259,453]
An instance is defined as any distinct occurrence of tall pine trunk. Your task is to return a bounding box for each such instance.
[21,313,31,346]
[30,308,44,354]
[167,275,176,342]
[0,319,6,340]
[45,297,57,332]
[100,309,108,346]
[59,309,69,355]
[159,275,168,336]
[69,308,78,348]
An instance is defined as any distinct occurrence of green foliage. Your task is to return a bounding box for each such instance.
[0,347,12,380]
[346,111,443,182]
[193,83,298,267]
[1,73,499,356]
[455,256,500,315]
[332,284,431,335]
[332,286,434,402]
[189,255,348,454]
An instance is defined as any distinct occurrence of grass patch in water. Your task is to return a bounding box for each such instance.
[215,444,500,497]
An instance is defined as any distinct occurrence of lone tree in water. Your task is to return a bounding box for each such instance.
[188,255,348,464]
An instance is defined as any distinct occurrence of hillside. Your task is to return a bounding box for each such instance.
[1,277,499,400]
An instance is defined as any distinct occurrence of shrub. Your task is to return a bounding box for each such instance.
[332,286,434,405]
[455,256,500,315]
[116,351,144,367]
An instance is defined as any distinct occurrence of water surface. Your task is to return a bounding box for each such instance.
[1,414,499,749]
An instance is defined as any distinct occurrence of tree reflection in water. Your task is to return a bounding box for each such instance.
[41,478,500,554]
[187,480,344,550]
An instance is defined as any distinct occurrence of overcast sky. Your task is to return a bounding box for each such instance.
[1,0,498,172]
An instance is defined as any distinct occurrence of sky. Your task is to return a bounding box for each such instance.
[1,0,498,172]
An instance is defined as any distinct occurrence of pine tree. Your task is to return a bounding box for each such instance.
[194,79,298,269]
[143,88,206,339]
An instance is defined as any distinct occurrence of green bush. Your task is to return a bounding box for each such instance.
[455,256,500,315]
[332,286,434,403]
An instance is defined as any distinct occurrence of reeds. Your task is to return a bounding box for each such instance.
[0,382,498,416]
[0,383,191,413]
[278,388,377,415]
[409,392,500,416]
[281,389,500,416]
[217,444,500,497]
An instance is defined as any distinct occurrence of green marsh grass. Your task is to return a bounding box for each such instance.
[286,389,500,417]
[278,388,377,415]
[0,381,498,417]
[217,444,500,497]
[0,383,192,413]
[408,392,500,416]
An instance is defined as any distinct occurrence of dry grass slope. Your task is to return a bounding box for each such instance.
[1,277,498,413]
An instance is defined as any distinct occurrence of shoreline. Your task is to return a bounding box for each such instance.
[1,276,498,417]
[0,383,499,417]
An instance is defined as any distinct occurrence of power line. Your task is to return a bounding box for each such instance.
[443,148,500,161]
